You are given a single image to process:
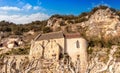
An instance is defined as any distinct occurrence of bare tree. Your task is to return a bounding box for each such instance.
[96,46,117,73]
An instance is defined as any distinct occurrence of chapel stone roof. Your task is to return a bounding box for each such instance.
[35,31,64,41]
[34,31,81,41]
[64,33,81,38]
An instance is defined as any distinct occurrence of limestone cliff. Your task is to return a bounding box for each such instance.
[86,8,120,39]
[46,6,120,46]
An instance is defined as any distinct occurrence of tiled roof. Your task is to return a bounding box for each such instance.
[35,31,64,41]
[64,33,81,38]
[34,32,81,41]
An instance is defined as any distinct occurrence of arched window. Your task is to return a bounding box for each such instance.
[76,40,80,48]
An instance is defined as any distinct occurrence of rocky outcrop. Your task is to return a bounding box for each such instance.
[0,37,24,49]
[83,8,120,40]
[89,8,119,23]
[46,7,120,41]
[47,17,65,31]
[86,45,120,73]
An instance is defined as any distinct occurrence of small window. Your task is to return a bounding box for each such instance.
[76,40,80,48]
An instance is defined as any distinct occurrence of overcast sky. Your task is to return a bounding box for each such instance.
[0,0,119,24]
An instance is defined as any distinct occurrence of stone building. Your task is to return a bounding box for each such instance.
[30,32,65,60]
[29,31,88,72]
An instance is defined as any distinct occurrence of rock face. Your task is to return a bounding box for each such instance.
[86,46,120,73]
[46,7,120,41]
[47,18,64,31]
[86,8,120,39]
[89,8,119,23]
[0,37,23,49]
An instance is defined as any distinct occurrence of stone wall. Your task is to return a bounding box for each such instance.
[29,41,43,60]
[44,40,60,60]
[29,38,64,60]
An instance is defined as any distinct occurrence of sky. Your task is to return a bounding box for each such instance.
[0,0,119,24]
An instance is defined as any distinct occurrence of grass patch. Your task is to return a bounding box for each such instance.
[0,46,30,57]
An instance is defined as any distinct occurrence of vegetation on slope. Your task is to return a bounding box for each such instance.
[0,47,30,58]
[0,5,120,48]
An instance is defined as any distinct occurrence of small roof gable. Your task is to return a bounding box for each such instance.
[34,31,64,41]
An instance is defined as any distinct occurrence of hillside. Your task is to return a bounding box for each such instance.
[0,5,120,49]
[0,5,120,73]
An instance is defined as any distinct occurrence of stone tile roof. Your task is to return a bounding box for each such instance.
[34,32,81,41]
[64,33,81,38]
[35,31,64,41]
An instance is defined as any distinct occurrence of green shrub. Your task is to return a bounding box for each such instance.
[75,17,88,23]
[65,26,73,33]
[113,47,120,58]
[55,27,61,31]
[87,47,93,54]
[59,22,66,26]
[11,47,30,55]
[0,47,30,56]
[43,27,52,33]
